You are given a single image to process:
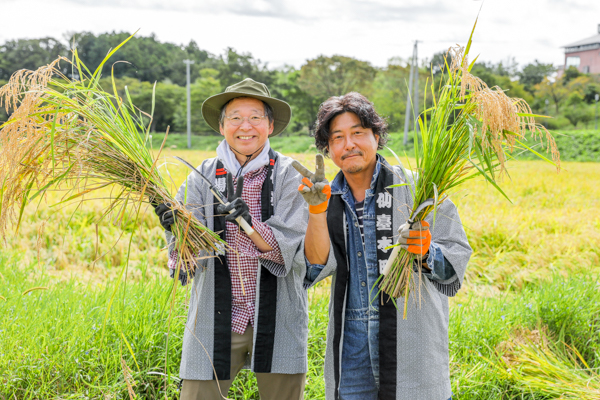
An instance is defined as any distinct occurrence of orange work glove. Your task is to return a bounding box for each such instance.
[291,154,331,214]
[398,220,431,256]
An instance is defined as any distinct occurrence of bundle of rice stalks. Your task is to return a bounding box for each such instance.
[0,35,225,274]
[379,22,560,318]
[493,328,600,399]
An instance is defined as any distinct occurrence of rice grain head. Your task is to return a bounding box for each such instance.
[0,50,226,269]
[449,45,560,174]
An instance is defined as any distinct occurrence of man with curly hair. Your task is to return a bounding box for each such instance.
[293,92,472,400]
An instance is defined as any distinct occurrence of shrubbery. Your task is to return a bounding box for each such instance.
[518,129,600,162]
[149,129,600,162]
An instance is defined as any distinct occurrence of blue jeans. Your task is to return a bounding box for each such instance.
[339,318,378,400]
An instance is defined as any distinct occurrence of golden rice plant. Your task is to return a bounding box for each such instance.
[379,21,560,318]
[0,35,225,277]
[493,328,600,399]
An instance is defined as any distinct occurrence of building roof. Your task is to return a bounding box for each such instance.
[563,33,600,49]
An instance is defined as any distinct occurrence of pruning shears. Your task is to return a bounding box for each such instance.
[174,156,255,236]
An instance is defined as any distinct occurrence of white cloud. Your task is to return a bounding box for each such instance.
[1,0,599,69]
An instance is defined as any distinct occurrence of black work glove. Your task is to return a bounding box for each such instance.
[153,202,178,232]
[216,173,252,229]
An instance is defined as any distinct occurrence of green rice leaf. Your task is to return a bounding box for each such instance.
[431,182,439,230]
[150,81,156,121]
[517,112,551,119]
[384,146,415,200]
[466,119,475,159]
[124,85,134,110]
[515,139,556,165]
[90,31,137,83]
[51,183,112,207]
[468,158,512,203]
[468,55,480,72]
[15,179,36,234]
[120,332,141,372]
[49,104,60,172]
[72,47,93,79]
[464,16,479,60]
[387,183,410,188]
[28,163,76,202]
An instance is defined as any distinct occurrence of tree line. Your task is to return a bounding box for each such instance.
[1,31,599,134]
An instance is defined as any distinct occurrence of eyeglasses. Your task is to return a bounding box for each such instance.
[225,114,267,126]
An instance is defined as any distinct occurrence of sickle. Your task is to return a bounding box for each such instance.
[407,198,436,226]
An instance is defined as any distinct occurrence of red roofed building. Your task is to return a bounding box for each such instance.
[563,25,600,74]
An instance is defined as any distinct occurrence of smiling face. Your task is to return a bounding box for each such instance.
[327,112,380,175]
[219,97,274,164]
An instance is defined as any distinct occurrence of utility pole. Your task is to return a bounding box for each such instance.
[183,59,195,149]
[594,93,600,130]
[544,99,549,128]
[413,48,420,134]
[403,41,419,146]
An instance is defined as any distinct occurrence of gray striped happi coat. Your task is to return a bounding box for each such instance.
[166,153,309,380]
[300,159,472,400]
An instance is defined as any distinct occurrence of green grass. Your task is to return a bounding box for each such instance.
[518,129,600,162]
[0,254,329,399]
[0,254,185,399]
[2,155,598,398]
[151,131,324,154]
[450,276,600,398]
[148,131,417,155]
[3,249,600,399]
[151,129,600,162]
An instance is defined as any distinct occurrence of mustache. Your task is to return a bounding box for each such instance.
[341,151,363,160]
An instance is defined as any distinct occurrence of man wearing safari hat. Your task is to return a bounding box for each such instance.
[153,78,309,399]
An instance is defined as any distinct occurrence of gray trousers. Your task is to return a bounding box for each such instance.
[180,325,306,400]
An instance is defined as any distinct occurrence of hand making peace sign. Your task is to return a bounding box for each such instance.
[291,154,331,214]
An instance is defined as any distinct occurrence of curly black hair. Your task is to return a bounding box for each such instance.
[313,92,388,155]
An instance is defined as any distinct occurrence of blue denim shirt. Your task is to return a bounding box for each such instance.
[305,157,456,398]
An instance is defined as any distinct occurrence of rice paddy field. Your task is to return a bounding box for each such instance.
[1,149,599,399]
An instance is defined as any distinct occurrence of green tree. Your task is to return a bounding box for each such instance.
[130,81,185,133]
[583,83,600,104]
[67,32,219,86]
[174,68,221,134]
[564,105,593,128]
[535,77,569,114]
[297,55,377,101]
[0,78,7,122]
[0,32,223,87]
[564,75,600,105]
[518,61,555,94]
[97,77,185,133]
[370,59,412,132]
[169,40,219,86]
[566,91,585,106]
[563,92,593,127]
[216,48,275,90]
[468,63,533,104]
[271,66,320,133]
[562,66,581,85]
[0,37,68,80]
[470,60,516,83]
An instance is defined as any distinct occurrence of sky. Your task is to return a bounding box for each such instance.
[1,0,600,70]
